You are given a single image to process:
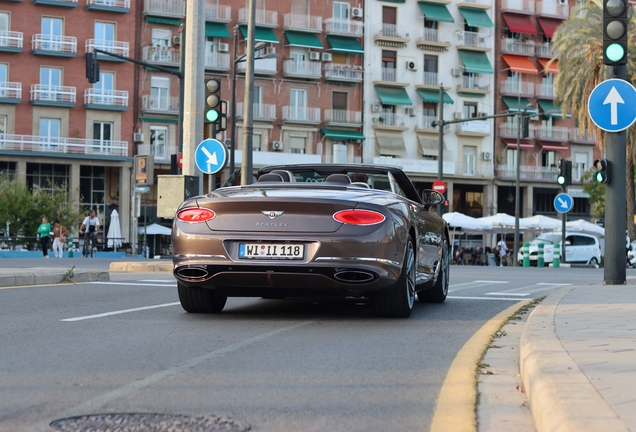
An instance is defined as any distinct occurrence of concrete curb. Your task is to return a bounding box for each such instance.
[109,261,173,272]
[0,269,110,288]
[519,286,630,432]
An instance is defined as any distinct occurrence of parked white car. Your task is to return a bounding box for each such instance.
[517,232,602,266]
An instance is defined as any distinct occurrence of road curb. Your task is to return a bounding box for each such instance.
[519,286,630,432]
[109,261,173,272]
[0,269,109,288]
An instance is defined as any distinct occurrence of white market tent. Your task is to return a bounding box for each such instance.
[519,214,563,231]
[476,213,518,229]
[565,219,605,236]
[443,212,492,232]
[138,223,172,236]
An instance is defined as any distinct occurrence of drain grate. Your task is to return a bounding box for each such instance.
[49,413,250,432]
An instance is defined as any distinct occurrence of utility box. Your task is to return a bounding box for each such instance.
[157,175,199,219]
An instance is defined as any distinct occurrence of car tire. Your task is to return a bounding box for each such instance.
[178,282,227,313]
[589,257,599,266]
[418,238,449,304]
[371,237,415,318]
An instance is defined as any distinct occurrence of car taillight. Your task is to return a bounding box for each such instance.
[177,207,216,223]
[333,209,386,225]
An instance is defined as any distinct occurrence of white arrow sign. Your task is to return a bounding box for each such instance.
[557,197,568,209]
[201,146,218,168]
[603,86,625,125]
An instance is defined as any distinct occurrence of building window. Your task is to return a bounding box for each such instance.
[93,71,114,104]
[41,17,63,51]
[95,21,115,45]
[423,55,437,86]
[93,121,113,153]
[382,6,397,37]
[0,63,6,84]
[150,76,170,110]
[463,145,476,176]
[39,118,61,151]
[422,102,436,128]
[332,91,347,122]
[253,133,261,152]
[40,67,62,101]
[151,28,171,47]
[27,163,70,193]
[80,165,106,216]
[333,1,349,23]
[290,88,306,120]
[150,125,168,159]
[290,136,306,154]
[506,148,517,168]
[463,102,477,119]
[0,114,5,134]
[0,13,8,32]
[381,50,396,81]
[424,19,438,41]
[542,151,557,168]
[253,85,263,116]
[574,152,588,181]
[534,190,558,213]
[0,160,16,177]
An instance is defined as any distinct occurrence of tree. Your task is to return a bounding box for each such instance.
[0,174,36,236]
[581,169,606,219]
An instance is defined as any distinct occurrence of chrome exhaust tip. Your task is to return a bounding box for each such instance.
[176,266,209,279]
[334,270,375,283]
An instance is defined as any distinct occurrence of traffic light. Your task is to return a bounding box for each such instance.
[593,158,611,184]
[217,100,228,131]
[85,52,100,84]
[603,0,628,65]
[557,159,572,189]
[204,78,221,123]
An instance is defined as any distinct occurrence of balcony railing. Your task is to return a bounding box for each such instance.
[455,31,489,49]
[30,85,76,104]
[142,46,180,65]
[0,134,128,157]
[324,109,362,124]
[0,82,22,100]
[238,8,278,26]
[138,143,178,161]
[84,88,128,108]
[500,121,521,136]
[236,58,277,75]
[500,80,535,95]
[458,0,492,6]
[322,154,362,164]
[283,60,322,78]
[205,4,231,21]
[501,0,535,13]
[375,23,407,39]
[569,128,596,142]
[86,0,131,9]
[417,28,452,45]
[536,1,569,17]
[380,67,398,82]
[141,95,179,113]
[324,18,363,36]
[85,39,129,57]
[374,156,456,175]
[236,102,277,120]
[0,31,23,51]
[536,83,555,98]
[282,106,321,123]
[323,64,363,82]
[283,13,322,31]
[460,161,492,177]
[417,115,450,131]
[457,75,491,91]
[536,42,557,57]
[497,165,558,181]
[31,34,77,54]
[501,38,536,55]
[530,125,569,140]
[205,52,230,69]
[144,0,185,17]
[421,71,438,86]
[372,113,410,128]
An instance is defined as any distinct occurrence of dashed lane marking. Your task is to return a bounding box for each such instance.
[62,302,180,322]
[448,296,521,301]
[88,282,176,287]
[485,292,530,296]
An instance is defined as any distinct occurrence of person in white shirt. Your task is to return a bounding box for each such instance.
[79,210,101,256]
[497,239,508,266]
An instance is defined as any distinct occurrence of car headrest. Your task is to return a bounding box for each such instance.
[325,174,352,184]
[270,170,292,182]
[352,182,370,188]
[257,173,284,182]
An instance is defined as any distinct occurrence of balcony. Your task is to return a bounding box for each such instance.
[30,85,76,108]
[32,0,77,7]
[143,0,185,19]
[138,143,178,162]
[324,19,363,37]
[535,83,555,98]
[238,8,278,27]
[456,74,491,94]
[283,13,322,32]
[372,113,410,130]
[0,82,22,104]
[0,134,128,158]
[374,156,456,176]
[323,64,363,83]
[456,120,491,136]
[236,102,277,121]
[416,29,452,51]
[500,80,535,97]
[530,124,569,141]
[536,1,569,18]
[455,31,490,51]
[459,161,493,177]
[415,115,450,133]
[457,0,492,9]
[499,121,521,137]
[322,154,362,164]
[282,106,321,124]
[323,109,362,127]
[496,165,558,181]
[85,39,129,61]
[536,42,557,58]
[501,0,535,14]
[0,31,23,53]
[83,89,128,111]
[236,58,277,75]
[501,38,536,56]
[31,34,77,57]
[205,52,230,71]
[372,67,409,87]
[283,60,322,79]
[141,95,179,115]
[86,0,130,13]
[374,23,409,47]
[205,3,231,22]
[142,46,180,66]
[569,128,596,144]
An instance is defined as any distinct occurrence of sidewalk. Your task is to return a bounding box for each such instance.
[521,283,636,432]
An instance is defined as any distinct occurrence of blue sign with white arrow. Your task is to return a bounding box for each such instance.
[554,193,573,214]
[588,78,636,132]
[195,138,228,174]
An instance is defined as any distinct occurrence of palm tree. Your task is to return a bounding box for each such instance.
[551,0,636,239]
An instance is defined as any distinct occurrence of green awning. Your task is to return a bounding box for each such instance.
[538,100,571,118]
[321,129,366,140]
[139,117,179,124]
[285,31,323,49]
[418,2,454,23]
[205,23,230,38]
[145,16,182,26]
[417,89,454,105]
[326,36,364,54]
[458,8,494,28]
[502,97,538,114]
[239,25,279,43]
[458,50,494,74]
[375,86,413,106]
[458,92,486,98]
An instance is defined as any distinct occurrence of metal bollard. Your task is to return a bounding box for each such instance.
[537,243,544,267]
[553,243,560,268]
[67,237,73,258]
[523,242,530,267]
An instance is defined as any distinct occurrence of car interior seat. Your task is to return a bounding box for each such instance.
[257,173,284,182]
[325,174,352,184]
[270,170,293,182]
[351,182,370,188]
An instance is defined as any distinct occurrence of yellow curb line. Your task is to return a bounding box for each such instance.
[429,299,532,432]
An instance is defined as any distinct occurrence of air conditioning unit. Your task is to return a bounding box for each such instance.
[454,112,463,120]
[265,47,276,55]
[309,51,321,61]
[371,103,381,112]
[406,61,417,71]
[218,43,229,53]
[451,67,462,77]
[478,112,488,118]
[321,52,332,62]
[172,35,181,46]
[406,107,416,116]
[272,141,283,151]
[351,7,363,17]
[133,133,144,143]
[481,151,493,161]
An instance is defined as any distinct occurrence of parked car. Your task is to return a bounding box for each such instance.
[517,232,601,266]
[172,164,451,317]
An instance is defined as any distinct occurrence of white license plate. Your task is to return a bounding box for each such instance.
[238,243,304,260]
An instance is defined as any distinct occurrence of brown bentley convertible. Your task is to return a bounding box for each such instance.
[172,164,451,317]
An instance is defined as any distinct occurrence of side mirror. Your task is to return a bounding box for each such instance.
[421,189,444,206]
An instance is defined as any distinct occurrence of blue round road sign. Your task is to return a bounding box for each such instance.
[588,79,636,132]
[554,193,573,214]
[195,139,228,174]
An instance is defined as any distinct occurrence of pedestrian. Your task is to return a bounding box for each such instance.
[80,210,101,257]
[454,246,463,265]
[473,246,483,265]
[494,245,502,266]
[37,216,51,259]
[52,219,69,259]
[497,238,508,267]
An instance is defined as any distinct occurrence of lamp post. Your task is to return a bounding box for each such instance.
[240,0,256,186]
[513,98,535,267]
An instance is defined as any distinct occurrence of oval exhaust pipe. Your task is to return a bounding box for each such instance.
[334,270,375,283]
[176,266,209,279]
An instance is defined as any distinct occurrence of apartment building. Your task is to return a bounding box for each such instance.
[0,0,134,238]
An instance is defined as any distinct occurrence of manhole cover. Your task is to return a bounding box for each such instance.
[49,413,250,432]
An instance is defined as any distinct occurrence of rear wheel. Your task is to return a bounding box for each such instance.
[371,238,415,318]
[418,238,449,303]
[589,257,599,266]
[178,282,227,313]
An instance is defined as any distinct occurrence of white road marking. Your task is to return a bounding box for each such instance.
[485,292,529,296]
[449,280,510,289]
[536,283,572,286]
[88,282,176,287]
[138,279,177,283]
[62,302,180,322]
[448,296,520,301]
[475,280,510,284]
[449,280,510,293]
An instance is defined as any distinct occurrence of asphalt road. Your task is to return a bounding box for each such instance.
[0,265,605,432]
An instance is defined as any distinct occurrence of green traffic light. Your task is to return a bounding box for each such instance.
[595,172,606,183]
[206,110,219,122]
[606,43,625,62]
[557,175,566,185]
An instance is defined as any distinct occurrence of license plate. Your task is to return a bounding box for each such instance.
[238,243,304,260]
